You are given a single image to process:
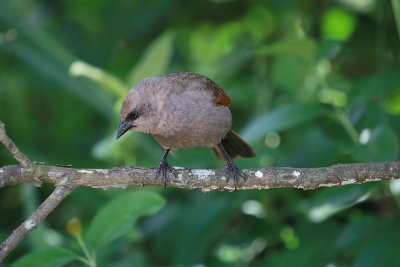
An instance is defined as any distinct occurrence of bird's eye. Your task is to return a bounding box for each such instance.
[126,110,138,122]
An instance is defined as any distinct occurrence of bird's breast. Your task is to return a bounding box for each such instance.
[152,90,232,149]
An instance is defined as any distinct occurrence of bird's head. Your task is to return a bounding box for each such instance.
[116,86,154,140]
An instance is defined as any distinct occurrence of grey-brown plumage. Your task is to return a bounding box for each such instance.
[116,72,255,188]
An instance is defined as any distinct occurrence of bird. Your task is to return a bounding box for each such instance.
[116,72,256,188]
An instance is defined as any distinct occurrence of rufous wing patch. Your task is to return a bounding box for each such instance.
[213,85,231,107]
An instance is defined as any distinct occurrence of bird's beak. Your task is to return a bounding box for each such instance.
[116,120,131,140]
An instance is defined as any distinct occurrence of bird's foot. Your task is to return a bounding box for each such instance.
[156,158,176,188]
[225,158,246,190]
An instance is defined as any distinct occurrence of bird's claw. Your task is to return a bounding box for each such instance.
[156,158,176,188]
[225,158,246,190]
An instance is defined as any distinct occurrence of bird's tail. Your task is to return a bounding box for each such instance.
[213,130,256,160]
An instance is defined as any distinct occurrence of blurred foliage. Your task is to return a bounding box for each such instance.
[0,0,400,266]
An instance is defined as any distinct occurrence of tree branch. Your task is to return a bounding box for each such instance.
[0,186,74,261]
[1,121,400,261]
[1,161,400,191]
[0,122,33,169]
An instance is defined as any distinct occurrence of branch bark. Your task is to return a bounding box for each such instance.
[0,122,33,169]
[1,121,400,261]
[0,122,75,262]
[1,161,400,191]
[0,186,74,261]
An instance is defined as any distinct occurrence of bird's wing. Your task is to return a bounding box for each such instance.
[160,72,232,107]
[210,82,231,107]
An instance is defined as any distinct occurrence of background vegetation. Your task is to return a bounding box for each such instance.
[1,0,400,266]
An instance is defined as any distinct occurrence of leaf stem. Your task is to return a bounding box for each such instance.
[76,235,97,267]
[334,108,359,145]
[76,255,92,266]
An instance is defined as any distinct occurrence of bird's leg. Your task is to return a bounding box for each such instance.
[156,149,176,188]
[218,143,246,189]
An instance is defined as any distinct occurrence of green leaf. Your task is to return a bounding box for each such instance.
[243,5,275,40]
[0,15,114,119]
[149,191,245,264]
[87,191,166,250]
[241,103,328,143]
[265,221,338,266]
[256,38,317,62]
[384,91,400,114]
[354,233,400,267]
[11,248,77,267]
[270,56,312,96]
[307,185,372,223]
[337,216,396,251]
[316,40,343,61]
[69,61,128,98]
[110,250,149,267]
[349,68,400,106]
[127,31,174,85]
[352,126,399,162]
[392,0,400,40]
[188,22,245,75]
[321,7,357,41]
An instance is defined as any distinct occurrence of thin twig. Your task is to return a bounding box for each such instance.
[0,186,74,261]
[0,122,33,169]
